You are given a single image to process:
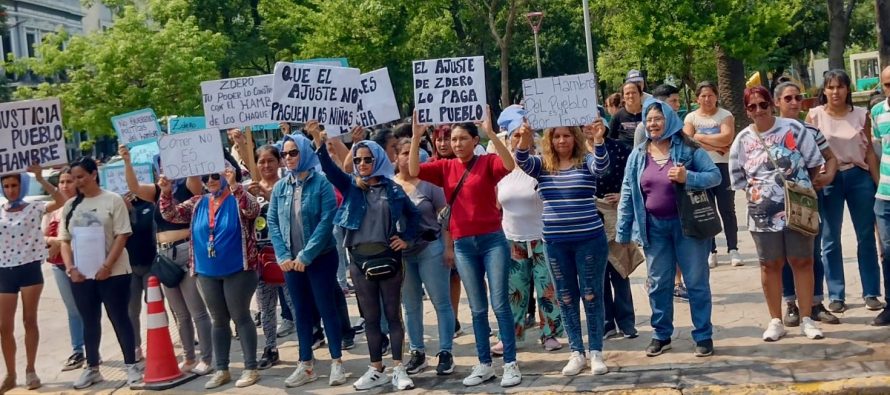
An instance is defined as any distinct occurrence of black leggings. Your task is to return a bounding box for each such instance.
[710,162,739,252]
[71,274,136,367]
[349,264,404,363]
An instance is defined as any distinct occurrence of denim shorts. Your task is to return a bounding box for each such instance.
[0,261,44,293]
[750,230,814,264]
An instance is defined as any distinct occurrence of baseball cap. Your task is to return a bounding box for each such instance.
[626,69,644,83]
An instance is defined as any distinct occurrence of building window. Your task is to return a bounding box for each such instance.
[26,32,36,58]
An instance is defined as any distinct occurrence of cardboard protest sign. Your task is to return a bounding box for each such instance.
[100,163,154,195]
[158,129,225,179]
[357,68,401,127]
[129,141,159,165]
[270,62,362,136]
[413,56,486,125]
[522,73,599,129]
[201,75,274,131]
[168,116,206,134]
[0,98,67,175]
[112,108,162,147]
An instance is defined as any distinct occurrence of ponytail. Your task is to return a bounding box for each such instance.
[64,193,85,232]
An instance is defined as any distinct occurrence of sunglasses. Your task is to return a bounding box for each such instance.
[201,173,221,183]
[353,156,374,165]
[884,82,890,89]
[781,94,804,103]
[283,149,300,158]
[746,101,770,112]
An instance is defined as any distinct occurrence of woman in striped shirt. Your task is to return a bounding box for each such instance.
[514,119,611,377]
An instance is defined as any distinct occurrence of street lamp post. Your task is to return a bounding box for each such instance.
[526,12,544,78]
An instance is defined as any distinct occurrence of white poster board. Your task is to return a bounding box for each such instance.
[201,75,274,130]
[0,98,67,175]
[100,163,154,195]
[522,73,599,129]
[270,62,362,136]
[129,141,159,165]
[111,108,162,147]
[357,68,401,127]
[158,129,225,179]
[412,56,486,125]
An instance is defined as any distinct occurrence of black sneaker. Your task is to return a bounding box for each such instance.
[62,352,86,372]
[254,311,261,327]
[645,338,671,357]
[435,351,455,375]
[381,336,391,356]
[865,296,886,311]
[453,321,463,338]
[257,347,279,370]
[342,337,356,350]
[312,329,326,350]
[783,301,800,327]
[873,308,890,326]
[812,303,840,324]
[405,350,428,375]
[673,284,689,301]
[694,339,714,357]
[352,319,366,335]
[828,300,846,313]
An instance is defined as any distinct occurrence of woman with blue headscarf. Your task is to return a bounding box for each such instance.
[307,120,419,391]
[267,133,347,388]
[616,99,721,358]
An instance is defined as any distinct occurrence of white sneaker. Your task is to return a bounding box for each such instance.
[191,360,213,376]
[391,365,415,390]
[235,369,260,388]
[590,351,608,375]
[276,320,296,338]
[561,351,587,376]
[73,367,103,389]
[329,360,347,386]
[126,364,143,386]
[353,366,388,390]
[204,370,231,389]
[729,250,744,266]
[801,317,824,340]
[462,363,495,386]
[708,253,718,268]
[500,362,521,387]
[762,318,786,342]
[285,362,317,388]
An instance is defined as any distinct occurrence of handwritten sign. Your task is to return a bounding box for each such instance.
[357,68,401,127]
[158,129,225,179]
[295,58,350,67]
[129,141,159,165]
[270,62,362,136]
[0,98,67,175]
[100,163,154,195]
[112,108,162,147]
[522,73,599,129]
[201,75,274,130]
[413,56,486,125]
[168,116,206,134]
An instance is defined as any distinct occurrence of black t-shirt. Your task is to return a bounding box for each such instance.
[608,109,642,149]
[154,183,195,232]
[126,198,158,266]
[595,138,631,197]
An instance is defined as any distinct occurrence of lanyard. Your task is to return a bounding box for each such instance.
[206,189,232,258]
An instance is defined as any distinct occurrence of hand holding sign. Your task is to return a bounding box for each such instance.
[158,175,172,195]
[516,121,534,151]
[118,145,131,164]
[583,119,607,145]
[224,166,238,187]
[411,111,426,139]
[478,105,498,140]
[305,120,324,147]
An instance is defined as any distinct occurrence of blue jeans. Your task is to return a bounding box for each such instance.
[874,199,890,305]
[543,233,609,353]
[52,264,84,354]
[821,167,880,301]
[284,249,343,361]
[402,239,455,352]
[643,215,713,343]
[782,194,825,303]
[604,263,636,335]
[453,230,515,364]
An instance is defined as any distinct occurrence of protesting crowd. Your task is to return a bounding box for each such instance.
[1,61,890,394]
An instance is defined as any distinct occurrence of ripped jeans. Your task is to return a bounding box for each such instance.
[543,232,609,353]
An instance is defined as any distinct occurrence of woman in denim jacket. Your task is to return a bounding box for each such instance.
[267,133,346,388]
[307,122,420,391]
[616,99,721,358]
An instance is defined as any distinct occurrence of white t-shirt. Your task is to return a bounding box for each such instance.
[497,169,544,241]
[0,201,49,267]
[685,108,733,164]
[59,190,133,276]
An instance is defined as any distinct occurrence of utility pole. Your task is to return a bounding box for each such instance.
[526,12,544,78]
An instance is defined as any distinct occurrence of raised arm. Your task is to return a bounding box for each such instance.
[409,112,425,177]
[158,175,200,224]
[482,106,515,171]
[582,119,609,176]
[306,120,353,194]
[29,164,65,212]
[118,145,157,202]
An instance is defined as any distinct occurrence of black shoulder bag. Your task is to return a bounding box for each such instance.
[674,155,723,240]
[437,156,478,231]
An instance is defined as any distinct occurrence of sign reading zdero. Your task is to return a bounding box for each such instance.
[522,73,599,130]
[158,129,225,179]
[413,56,486,125]
[0,98,67,175]
[202,75,274,130]
[270,62,362,136]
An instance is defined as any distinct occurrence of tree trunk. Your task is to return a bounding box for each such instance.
[715,46,747,131]
[878,0,890,69]
[827,0,857,70]
[499,44,510,108]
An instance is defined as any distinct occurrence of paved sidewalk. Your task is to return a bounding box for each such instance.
[5,193,890,394]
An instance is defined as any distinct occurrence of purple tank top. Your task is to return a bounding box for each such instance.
[641,155,679,219]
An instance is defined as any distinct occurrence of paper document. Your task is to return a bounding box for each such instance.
[72,226,106,279]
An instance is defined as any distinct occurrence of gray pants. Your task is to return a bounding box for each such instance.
[198,270,259,371]
[160,243,213,364]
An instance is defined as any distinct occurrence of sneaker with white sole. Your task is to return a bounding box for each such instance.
[235,369,260,388]
[729,249,744,266]
[590,351,608,375]
[500,362,521,387]
[284,362,317,388]
[204,370,231,389]
[192,360,213,376]
[353,366,388,390]
[73,367,103,389]
[561,351,587,376]
[126,364,143,386]
[391,365,415,390]
[762,318,786,342]
[276,320,296,338]
[462,363,495,386]
[329,361,347,386]
[800,317,824,340]
[708,253,718,268]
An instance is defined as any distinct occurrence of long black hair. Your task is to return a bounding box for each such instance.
[64,157,100,232]
[819,69,854,111]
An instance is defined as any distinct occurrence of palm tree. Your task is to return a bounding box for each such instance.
[715,46,747,131]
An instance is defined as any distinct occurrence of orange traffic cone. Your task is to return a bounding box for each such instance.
[132,276,197,390]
